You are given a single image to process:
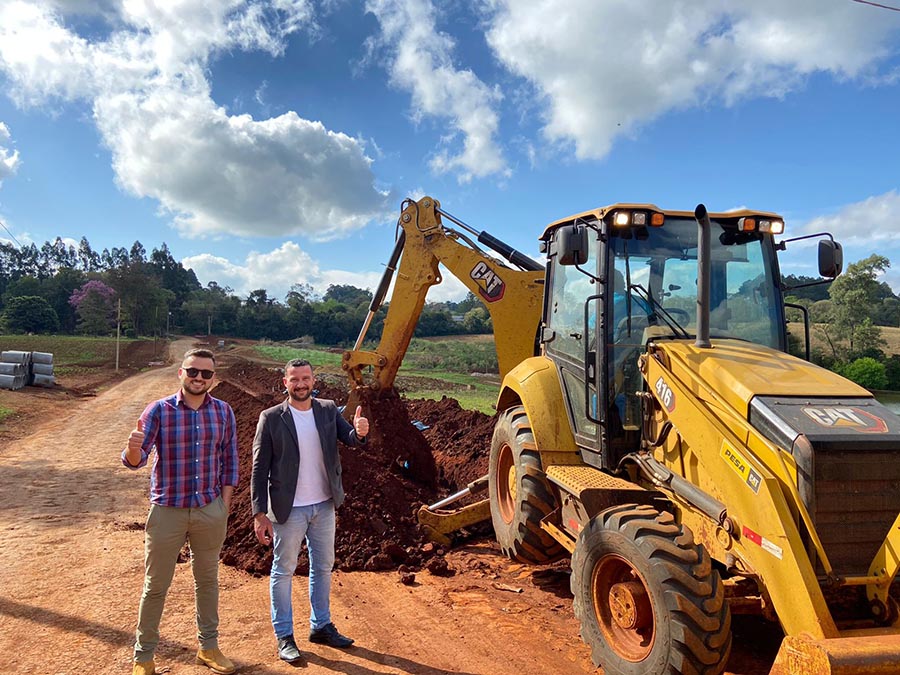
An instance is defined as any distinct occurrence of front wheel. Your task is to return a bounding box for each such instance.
[488,406,564,564]
[571,504,731,675]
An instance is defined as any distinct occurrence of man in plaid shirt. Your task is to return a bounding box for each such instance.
[122,348,239,675]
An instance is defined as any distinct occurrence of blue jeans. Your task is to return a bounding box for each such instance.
[270,500,335,638]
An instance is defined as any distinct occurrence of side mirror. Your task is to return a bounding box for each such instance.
[818,240,843,278]
[558,224,589,266]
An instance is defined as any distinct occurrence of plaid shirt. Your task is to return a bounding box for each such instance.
[122,390,239,508]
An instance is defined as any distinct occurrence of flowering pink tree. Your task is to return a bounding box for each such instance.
[69,280,116,335]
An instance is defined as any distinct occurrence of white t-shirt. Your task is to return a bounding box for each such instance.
[288,406,332,507]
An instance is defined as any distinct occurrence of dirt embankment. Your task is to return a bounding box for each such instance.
[212,362,495,578]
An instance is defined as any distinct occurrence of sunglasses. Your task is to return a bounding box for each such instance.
[184,367,215,379]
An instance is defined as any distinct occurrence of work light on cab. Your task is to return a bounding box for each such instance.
[612,210,665,228]
[759,218,784,234]
[738,216,784,235]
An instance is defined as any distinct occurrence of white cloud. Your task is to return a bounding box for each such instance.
[801,190,900,243]
[0,2,103,104]
[183,241,474,303]
[0,122,21,185]
[776,190,900,293]
[427,270,471,303]
[365,0,508,183]
[0,0,389,239]
[254,80,268,106]
[483,0,900,159]
[0,224,34,247]
[183,241,384,301]
[96,82,387,239]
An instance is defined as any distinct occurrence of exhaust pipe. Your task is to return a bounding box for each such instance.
[694,204,711,349]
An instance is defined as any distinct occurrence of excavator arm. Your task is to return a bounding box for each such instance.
[342,196,545,544]
[342,196,545,394]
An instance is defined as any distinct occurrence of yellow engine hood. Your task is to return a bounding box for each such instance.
[657,339,871,417]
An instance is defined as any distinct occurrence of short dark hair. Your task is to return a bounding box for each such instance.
[285,358,312,372]
[184,348,216,365]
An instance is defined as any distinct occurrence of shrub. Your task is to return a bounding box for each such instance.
[842,357,888,391]
[0,296,60,334]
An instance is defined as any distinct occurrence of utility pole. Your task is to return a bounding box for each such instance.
[115,299,121,372]
[167,311,171,338]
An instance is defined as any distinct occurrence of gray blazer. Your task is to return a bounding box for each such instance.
[251,397,366,524]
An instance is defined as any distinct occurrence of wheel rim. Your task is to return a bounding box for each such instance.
[496,442,516,524]
[592,553,655,662]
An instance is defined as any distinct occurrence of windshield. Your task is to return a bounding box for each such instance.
[611,217,783,350]
[543,214,785,449]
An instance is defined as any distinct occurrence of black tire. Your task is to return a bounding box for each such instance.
[571,504,731,675]
[489,405,565,564]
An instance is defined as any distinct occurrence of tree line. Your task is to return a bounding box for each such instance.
[0,237,493,344]
[784,254,900,389]
[2,237,899,389]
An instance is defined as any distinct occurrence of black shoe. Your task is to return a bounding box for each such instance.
[277,635,303,663]
[309,622,354,648]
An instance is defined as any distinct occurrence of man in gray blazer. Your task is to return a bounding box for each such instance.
[251,358,369,664]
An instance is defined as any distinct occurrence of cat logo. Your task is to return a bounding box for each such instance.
[802,407,888,434]
[720,442,762,494]
[470,262,505,302]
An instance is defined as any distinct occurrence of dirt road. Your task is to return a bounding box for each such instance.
[0,338,782,675]
[0,340,598,675]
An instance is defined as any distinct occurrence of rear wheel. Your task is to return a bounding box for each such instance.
[571,504,731,675]
[489,406,564,563]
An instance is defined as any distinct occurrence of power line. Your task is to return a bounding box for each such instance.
[0,216,22,248]
[852,0,900,11]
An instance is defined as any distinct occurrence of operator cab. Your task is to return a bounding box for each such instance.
[540,204,803,470]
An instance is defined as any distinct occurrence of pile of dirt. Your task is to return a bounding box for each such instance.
[214,362,496,577]
[406,396,495,490]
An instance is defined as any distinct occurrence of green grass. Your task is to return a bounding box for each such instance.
[396,369,500,415]
[253,344,343,368]
[402,337,498,374]
[401,382,498,414]
[397,339,500,413]
[0,407,13,423]
[0,334,143,366]
[255,338,501,414]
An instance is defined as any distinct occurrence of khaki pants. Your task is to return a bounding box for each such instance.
[134,497,228,662]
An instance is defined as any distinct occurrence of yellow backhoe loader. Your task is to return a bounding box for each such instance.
[343,196,900,674]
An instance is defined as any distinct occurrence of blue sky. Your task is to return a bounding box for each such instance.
[1,0,900,303]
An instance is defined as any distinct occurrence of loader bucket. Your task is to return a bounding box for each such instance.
[770,633,900,674]
[416,498,492,546]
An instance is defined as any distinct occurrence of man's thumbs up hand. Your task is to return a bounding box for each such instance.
[353,405,369,438]
[128,417,145,454]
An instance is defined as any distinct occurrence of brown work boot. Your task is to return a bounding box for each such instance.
[196,648,236,674]
[132,660,155,675]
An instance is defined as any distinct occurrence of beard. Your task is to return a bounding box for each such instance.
[289,387,312,402]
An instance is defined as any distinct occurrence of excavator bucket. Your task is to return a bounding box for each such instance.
[416,498,492,546]
[770,633,900,674]
[416,476,492,545]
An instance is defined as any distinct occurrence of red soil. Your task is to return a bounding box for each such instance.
[213,362,494,577]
